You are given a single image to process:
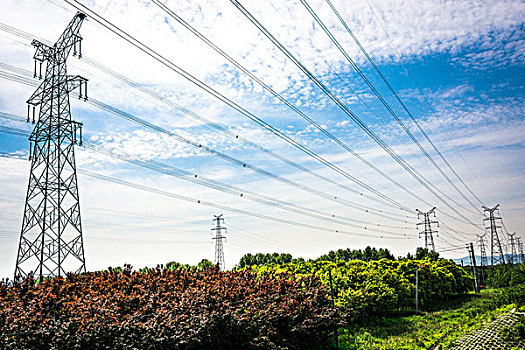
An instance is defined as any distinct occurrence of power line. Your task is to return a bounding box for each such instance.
[77,169,412,240]
[264,0,438,176]
[229,0,483,231]
[0,165,318,255]
[62,0,414,214]
[150,0,432,219]
[0,102,412,230]
[363,0,489,203]
[0,22,420,221]
[299,0,480,216]
[321,0,484,213]
[0,127,412,238]
[0,52,475,232]
[0,52,418,222]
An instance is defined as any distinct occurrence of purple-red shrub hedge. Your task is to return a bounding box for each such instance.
[0,266,345,349]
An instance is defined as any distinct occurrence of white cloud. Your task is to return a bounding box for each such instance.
[0,0,524,277]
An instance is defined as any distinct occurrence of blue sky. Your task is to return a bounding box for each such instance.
[0,0,524,277]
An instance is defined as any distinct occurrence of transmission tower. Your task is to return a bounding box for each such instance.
[477,234,487,284]
[508,232,518,265]
[211,214,227,270]
[482,205,505,266]
[416,207,438,251]
[518,237,525,264]
[14,12,88,281]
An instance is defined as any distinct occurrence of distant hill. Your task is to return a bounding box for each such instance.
[453,254,522,266]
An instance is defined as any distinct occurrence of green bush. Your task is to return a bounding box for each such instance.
[244,258,472,321]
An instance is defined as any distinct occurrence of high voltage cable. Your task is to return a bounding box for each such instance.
[0,185,225,233]
[1,15,474,234]
[0,55,473,229]
[0,74,414,228]
[230,0,481,226]
[225,222,320,255]
[62,0,414,214]
[85,144,410,234]
[320,0,483,213]
[225,221,320,254]
[150,0,431,217]
[299,0,480,216]
[0,70,414,225]
[0,122,411,235]
[0,23,410,220]
[0,147,411,240]
[363,0,489,203]
[436,246,467,254]
[263,0,457,201]
[440,222,476,238]
[79,170,412,240]
[88,99,410,220]
[0,28,412,221]
[78,58,409,220]
[439,229,466,243]
[229,0,483,231]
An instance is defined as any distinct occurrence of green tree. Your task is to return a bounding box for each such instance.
[415,247,440,261]
[238,252,295,268]
[317,246,394,262]
[197,259,215,270]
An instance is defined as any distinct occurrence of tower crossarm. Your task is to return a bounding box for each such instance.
[53,12,86,62]
[64,75,88,95]
[26,81,45,106]
[31,40,54,63]
[27,75,87,106]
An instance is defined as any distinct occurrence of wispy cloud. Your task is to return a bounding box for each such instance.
[0,0,524,277]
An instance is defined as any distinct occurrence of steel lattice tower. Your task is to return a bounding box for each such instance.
[477,234,487,284]
[482,205,505,266]
[416,207,438,251]
[211,214,227,270]
[477,234,488,268]
[15,12,88,281]
[508,233,518,265]
[518,237,525,264]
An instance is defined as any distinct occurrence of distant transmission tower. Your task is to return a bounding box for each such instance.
[508,232,518,265]
[15,12,88,281]
[477,234,487,284]
[518,237,525,264]
[416,207,438,251]
[482,205,505,266]
[211,214,227,270]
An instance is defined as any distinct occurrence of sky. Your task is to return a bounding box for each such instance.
[0,0,524,278]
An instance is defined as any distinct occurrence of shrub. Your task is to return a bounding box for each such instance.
[0,266,345,349]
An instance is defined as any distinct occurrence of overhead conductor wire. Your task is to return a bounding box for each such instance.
[229,0,482,231]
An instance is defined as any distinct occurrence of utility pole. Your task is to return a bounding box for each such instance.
[508,232,518,265]
[15,12,88,282]
[482,205,505,266]
[518,237,525,264]
[467,242,479,293]
[416,207,438,251]
[211,214,227,270]
[477,234,487,284]
[415,265,419,314]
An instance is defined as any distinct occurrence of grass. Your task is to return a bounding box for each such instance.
[337,288,523,350]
